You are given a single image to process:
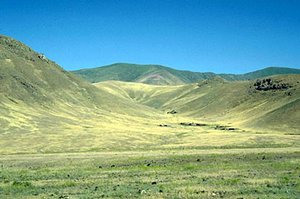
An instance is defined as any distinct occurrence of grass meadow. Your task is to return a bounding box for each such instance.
[0,147,299,198]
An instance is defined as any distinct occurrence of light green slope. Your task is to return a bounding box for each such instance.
[72,63,300,85]
[0,35,167,154]
[71,63,217,85]
[95,75,300,133]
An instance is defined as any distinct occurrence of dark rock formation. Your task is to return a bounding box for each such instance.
[167,110,177,114]
[180,122,207,126]
[253,78,291,91]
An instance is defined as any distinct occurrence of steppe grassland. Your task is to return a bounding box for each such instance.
[0,148,299,198]
[0,69,299,198]
[1,108,299,198]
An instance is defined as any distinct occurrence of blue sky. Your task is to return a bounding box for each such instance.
[1,0,299,73]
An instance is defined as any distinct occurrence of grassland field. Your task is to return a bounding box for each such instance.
[1,111,300,199]
[0,36,300,198]
[1,79,300,198]
[0,147,299,198]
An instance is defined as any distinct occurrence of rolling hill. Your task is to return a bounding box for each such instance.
[0,35,165,153]
[0,35,299,155]
[72,63,300,85]
[0,35,158,118]
[71,63,216,85]
[219,67,300,80]
[95,74,300,133]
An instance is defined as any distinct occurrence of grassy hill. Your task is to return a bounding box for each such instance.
[0,35,160,116]
[72,63,300,85]
[95,74,300,133]
[72,63,217,85]
[0,35,166,154]
[220,66,300,80]
[1,36,300,199]
[0,34,299,151]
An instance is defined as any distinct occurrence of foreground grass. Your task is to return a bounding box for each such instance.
[0,149,299,198]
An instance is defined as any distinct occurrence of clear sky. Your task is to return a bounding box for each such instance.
[1,0,299,73]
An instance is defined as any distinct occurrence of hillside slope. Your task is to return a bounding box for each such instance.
[72,63,300,85]
[72,63,217,85]
[95,75,300,133]
[1,35,299,155]
[0,35,165,154]
[0,35,159,116]
[220,67,300,80]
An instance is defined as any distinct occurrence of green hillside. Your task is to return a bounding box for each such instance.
[72,63,300,85]
[72,63,217,85]
[220,66,300,80]
[95,74,300,133]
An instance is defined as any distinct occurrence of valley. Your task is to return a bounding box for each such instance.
[0,35,299,198]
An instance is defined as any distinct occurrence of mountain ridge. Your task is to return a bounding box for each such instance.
[72,63,300,85]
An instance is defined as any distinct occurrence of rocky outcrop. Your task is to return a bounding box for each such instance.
[253,78,291,91]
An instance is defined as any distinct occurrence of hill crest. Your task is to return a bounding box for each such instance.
[72,63,300,85]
